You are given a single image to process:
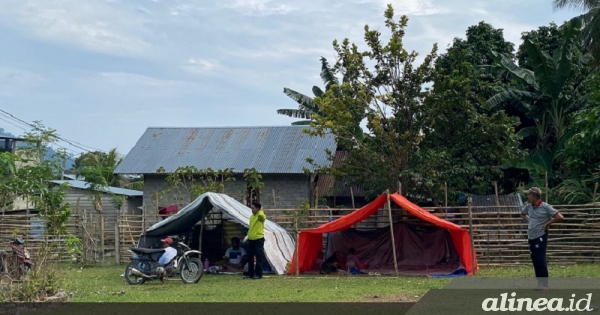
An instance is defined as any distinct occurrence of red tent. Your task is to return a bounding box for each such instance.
[288,192,478,275]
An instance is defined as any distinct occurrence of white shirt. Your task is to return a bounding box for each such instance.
[158,246,177,265]
[224,247,246,264]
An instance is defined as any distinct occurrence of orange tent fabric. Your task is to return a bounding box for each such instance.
[287,192,478,275]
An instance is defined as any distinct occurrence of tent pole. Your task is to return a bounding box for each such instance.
[199,213,206,260]
[295,212,300,276]
[444,182,448,219]
[387,190,399,276]
[493,181,500,206]
[468,197,476,275]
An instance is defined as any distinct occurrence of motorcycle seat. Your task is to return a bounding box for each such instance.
[130,247,165,255]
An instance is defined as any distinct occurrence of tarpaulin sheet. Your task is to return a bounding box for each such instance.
[143,192,295,275]
[326,222,460,272]
[288,192,478,275]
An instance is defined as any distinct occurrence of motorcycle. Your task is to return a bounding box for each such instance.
[123,240,203,285]
[0,238,32,280]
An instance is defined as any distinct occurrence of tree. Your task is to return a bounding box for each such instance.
[278,57,338,125]
[307,4,438,198]
[74,149,122,186]
[553,0,600,63]
[415,22,524,205]
[488,18,595,198]
[156,166,236,205]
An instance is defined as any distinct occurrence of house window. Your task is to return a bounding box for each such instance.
[246,185,260,207]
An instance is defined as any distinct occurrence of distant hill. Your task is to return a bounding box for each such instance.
[0,127,76,169]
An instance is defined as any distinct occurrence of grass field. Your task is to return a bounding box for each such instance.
[64,263,600,302]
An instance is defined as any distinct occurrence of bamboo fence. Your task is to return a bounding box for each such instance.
[1,203,599,266]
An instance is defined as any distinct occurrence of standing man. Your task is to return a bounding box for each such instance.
[245,201,266,279]
[521,187,563,290]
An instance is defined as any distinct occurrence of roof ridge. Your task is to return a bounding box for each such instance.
[145,125,311,130]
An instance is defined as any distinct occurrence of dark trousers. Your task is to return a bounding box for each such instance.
[246,238,265,278]
[528,232,549,287]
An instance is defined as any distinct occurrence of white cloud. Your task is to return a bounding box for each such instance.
[357,0,450,16]
[0,0,150,56]
[219,0,296,16]
[184,58,221,73]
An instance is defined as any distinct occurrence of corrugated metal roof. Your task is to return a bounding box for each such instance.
[114,126,337,174]
[471,194,524,213]
[50,180,143,197]
[315,151,366,197]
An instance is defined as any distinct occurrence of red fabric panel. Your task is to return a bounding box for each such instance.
[287,192,478,275]
[389,193,478,275]
[305,194,388,234]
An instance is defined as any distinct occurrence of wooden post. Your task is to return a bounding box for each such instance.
[444,182,448,219]
[545,172,549,203]
[295,212,299,276]
[101,216,105,263]
[593,183,598,206]
[493,181,500,206]
[468,197,476,275]
[155,194,160,223]
[486,231,490,267]
[272,189,277,209]
[397,182,402,195]
[198,212,206,256]
[115,220,120,264]
[386,190,399,276]
[350,187,355,209]
[116,196,124,264]
[142,205,146,247]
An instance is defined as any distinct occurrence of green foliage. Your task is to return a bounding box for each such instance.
[307,5,437,198]
[553,0,600,64]
[278,57,338,125]
[283,201,310,230]
[33,183,72,236]
[157,166,236,203]
[243,168,264,201]
[65,234,83,262]
[414,22,524,205]
[488,18,595,199]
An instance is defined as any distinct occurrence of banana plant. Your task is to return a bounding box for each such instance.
[489,18,594,186]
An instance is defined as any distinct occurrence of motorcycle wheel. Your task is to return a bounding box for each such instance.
[124,260,147,285]
[179,257,203,284]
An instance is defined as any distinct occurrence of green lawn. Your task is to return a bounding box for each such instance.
[63,263,600,302]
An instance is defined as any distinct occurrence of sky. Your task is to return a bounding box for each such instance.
[0,0,581,158]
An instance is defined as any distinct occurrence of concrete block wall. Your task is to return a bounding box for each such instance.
[142,174,312,218]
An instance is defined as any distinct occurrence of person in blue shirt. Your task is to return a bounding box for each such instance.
[223,237,246,271]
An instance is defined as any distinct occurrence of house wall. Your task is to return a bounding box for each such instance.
[63,188,142,229]
[143,173,312,217]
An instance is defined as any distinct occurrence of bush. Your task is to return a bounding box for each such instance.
[0,247,67,302]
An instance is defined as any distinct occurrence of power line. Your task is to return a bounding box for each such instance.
[0,109,109,155]
[0,116,28,133]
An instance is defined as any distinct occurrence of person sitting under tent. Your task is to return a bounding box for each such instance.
[320,251,346,274]
[223,237,246,271]
[346,247,368,270]
[313,251,324,271]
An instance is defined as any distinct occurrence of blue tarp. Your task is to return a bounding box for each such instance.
[430,267,468,278]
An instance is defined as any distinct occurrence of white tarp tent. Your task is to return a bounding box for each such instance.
[144,192,295,275]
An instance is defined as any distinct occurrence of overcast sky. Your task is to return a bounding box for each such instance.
[0,0,580,157]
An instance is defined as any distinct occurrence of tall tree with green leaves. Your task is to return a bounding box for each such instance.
[553,0,600,63]
[488,18,594,197]
[278,57,338,125]
[413,22,524,205]
[307,4,438,198]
